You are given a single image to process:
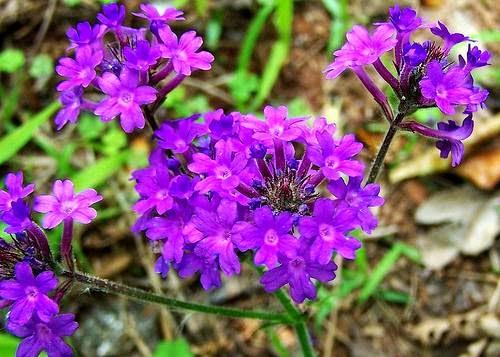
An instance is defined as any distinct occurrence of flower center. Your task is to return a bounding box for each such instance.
[270,126,284,137]
[120,91,134,105]
[35,323,52,340]
[325,155,340,169]
[61,200,78,214]
[215,166,231,179]
[290,257,306,271]
[319,223,335,241]
[177,50,188,62]
[25,286,38,299]
[435,85,448,99]
[264,229,279,246]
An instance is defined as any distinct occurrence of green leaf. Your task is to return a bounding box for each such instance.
[29,54,54,80]
[0,101,59,165]
[0,49,25,73]
[474,30,500,43]
[100,128,127,155]
[71,151,129,191]
[322,0,351,53]
[0,333,19,355]
[63,0,81,6]
[153,339,193,357]
[77,113,106,142]
[229,71,260,110]
[206,12,222,50]
[377,289,411,304]
[358,243,406,303]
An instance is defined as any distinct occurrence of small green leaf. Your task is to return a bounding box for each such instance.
[100,128,127,155]
[377,289,411,304]
[0,102,59,165]
[77,113,106,142]
[29,54,54,80]
[153,339,193,357]
[71,151,129,191]
[63,0,81,6]
[0,49,25,73]
[0,333,19,355]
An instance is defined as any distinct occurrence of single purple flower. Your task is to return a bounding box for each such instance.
[460,45,491,72]
[324,24,396,79]
[431,21,469,54]
[388,4,423,34]
[403,42,427,67]
[403,116,474,167]
[420,61,475,115]
[236,206,298,268]
[123,40,162,72]
[97,3,126,28]
[188,140,248,194]
[308,131,364,180]
[7,313,78,357]
[298,198,360,263]
[34,179,102,229]
[133,165,173,215]
[54,87,83,130]
[327,177,384,233]
[0,172,35,213]
[56,46,103,91]
[0,262,58,325]
[94,68,157,133]
[133,4,184,24]
[145,216,185,264]
[155,116,205,154]
[177,251,221,290]
[1,200,32,234]
[260,240,337,303]
[191,200,244,276]
[206,109,238,141]
[154,256,169,279]
[65,21,106,51]
[241,105,305,143]
[158,27,214,76]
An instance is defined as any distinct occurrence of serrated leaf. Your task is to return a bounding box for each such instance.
[0,102,59,165]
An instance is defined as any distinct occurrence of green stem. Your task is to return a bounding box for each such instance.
[274,289,316,356]
[62,270,293,324]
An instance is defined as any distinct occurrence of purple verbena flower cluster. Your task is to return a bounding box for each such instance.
[0,172,102,356]
[132,107,383,303]
[325,4,490,166]
[55,3,213,133]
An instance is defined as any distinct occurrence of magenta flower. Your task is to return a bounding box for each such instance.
[298,198,360,263]
[56,46,103,91]
[260,240,337,303]
[460,45,491,72]
[191,200,244,276]
[34,179,102,229]
[324,24,396,79]
[65,21,106,51]
[97,3,126,28]
[1,200,32,234]
[54,87,83,130]
[402,116,474,167]
[327,177,384,233]
[308,131,364,180]
[431,21,469,54]
[236,206,298,268]
[94,68,157,133]
[123,40,162,72]
[133,165,173,215]
[177,251,222,290]
[7,313,78,357]
[155,116,206,154]
[158,27,214,76]
[144,216,185,264]
[0,172,34,213]
[241,105,305,143]
[420,61,476,115]
[188,140,248,194]
[0,262,58,325]
[133,4,184,24]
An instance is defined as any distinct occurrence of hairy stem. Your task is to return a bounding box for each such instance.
[61,270,293,324]
[365,112,405,184]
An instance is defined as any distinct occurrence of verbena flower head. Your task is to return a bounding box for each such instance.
[54,3,213,132]
[324,5,490,166]
[132,105,383,303]
[34,179,102,229]
[0,172,102,355]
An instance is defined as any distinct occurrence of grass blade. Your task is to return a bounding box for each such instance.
[0,101,59,165]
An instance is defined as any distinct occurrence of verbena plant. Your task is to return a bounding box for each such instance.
[0,3,489,356]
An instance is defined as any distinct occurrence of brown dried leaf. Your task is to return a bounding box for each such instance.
[456,146,500,190]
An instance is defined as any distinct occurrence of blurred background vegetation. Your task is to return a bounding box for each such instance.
[0,0,499,356]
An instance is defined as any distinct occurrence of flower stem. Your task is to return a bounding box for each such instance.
[365,112,405,184]
[274,289,315,356]
[61,269,293,324]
